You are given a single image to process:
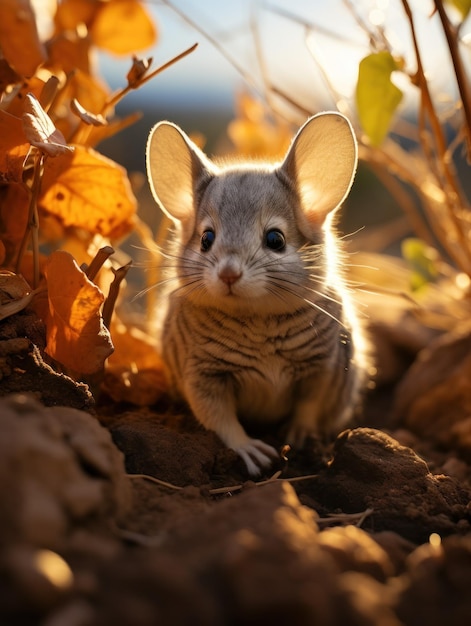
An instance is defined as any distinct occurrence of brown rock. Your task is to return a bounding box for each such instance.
[395,324,471,457]
[0,394,131,549]
[308,428,471,543]
[396,536,471,626]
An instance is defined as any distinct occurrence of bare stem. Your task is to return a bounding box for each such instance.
[84,245,115,281]
[367,159,436,249]
[16,152,45,288]
[434,0,471,154]
[401,0,471,273]
[159,0,261,93]
[102,43,199,116]
[102,261,132,330]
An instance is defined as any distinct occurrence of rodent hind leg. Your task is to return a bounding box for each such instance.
[287,372,356,448]
[184,376,278,476]
[286,374,336,448]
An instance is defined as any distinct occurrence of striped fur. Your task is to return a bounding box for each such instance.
[146,113,370,475]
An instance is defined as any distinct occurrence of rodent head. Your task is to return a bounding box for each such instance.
[146,113,358,314]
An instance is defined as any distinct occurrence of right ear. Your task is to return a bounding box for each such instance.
[146,121,215,234]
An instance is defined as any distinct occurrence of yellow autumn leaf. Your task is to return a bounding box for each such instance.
[0,0,46,77]
[356,51,403,146]
[44,250,113,374]
[445,0,471,19]
[91,0,157,56]
[39,145,137,239]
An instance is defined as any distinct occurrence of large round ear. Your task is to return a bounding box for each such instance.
[280,112,358,234]
[146,121,214,231]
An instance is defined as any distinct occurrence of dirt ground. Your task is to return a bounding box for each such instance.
[2,309,471,625]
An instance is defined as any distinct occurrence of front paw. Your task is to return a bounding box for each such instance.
[235,439,279,477]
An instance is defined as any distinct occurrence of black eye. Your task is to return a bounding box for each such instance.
[265,229,286,252]
[201,229,215,252]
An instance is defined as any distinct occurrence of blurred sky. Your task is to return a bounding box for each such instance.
[97,0,465,119]
[91,0,471,266]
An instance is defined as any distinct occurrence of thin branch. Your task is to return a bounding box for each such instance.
[158,0,261,93]
[128,473,183,490]
[208,472,319,496]
[366,158,436,250]
[84,245,115,281]
[102,261,132,330]
[16,151,45,288]
[434,0,471,155]
[317,507,374,528]
[265,1,366,47]
[401,0,471,274]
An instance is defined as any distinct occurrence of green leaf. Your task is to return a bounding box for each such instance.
[355,51,403,146]
[401,238,438,291]
[444,0,471,20]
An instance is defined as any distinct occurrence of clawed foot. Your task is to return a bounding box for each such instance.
[235,439,279,477]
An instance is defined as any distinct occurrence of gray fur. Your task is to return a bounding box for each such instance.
[146,113,370,476]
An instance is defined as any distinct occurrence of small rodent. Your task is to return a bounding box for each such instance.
[146,112,370,476]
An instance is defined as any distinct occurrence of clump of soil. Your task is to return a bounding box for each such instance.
[3,307,471,625]
[2,370,471,625]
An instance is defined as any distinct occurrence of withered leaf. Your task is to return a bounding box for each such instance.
[54,0,98,31]
[40,145,136,239]
[0,59,21,91]
[44,250,114,375]
[91,0,157,55]
[0,270,33,321]
[127,56,153,87]
[87,111,142,148]
[71,98,107,126]
[105,323,167,405]
[0,111,30,183]
[22,93,74,156]
[0,0,47,77]
[46,30,92,76]
[0,183,30,267]
[3,76,46,117]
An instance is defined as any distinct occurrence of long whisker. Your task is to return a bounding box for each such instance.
[266,273,345,308]
[265,278,345,327]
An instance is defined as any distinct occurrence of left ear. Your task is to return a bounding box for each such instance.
[280,112,358,235]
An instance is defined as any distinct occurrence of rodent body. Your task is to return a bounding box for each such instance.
[146,112,370,475]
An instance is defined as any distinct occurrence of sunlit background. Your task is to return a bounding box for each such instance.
[87,0,468,247]
[96,0,460,156]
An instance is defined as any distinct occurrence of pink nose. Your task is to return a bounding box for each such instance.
[218,268,242,286]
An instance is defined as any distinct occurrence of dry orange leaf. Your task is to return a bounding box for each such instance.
[44,250,113,374]
[0,269,33,321]
[126,56,153,87]
[46,29,92,76]
[0,58,20,91]
[71,98,106,126]
[0,111,30,183]
[105,322,167,405]
[40,145,137,239]
[54,0,98,32]
[0,0,47,77]
[0,183,30,267]
[91,0,157,55]
[4,75,46,117]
